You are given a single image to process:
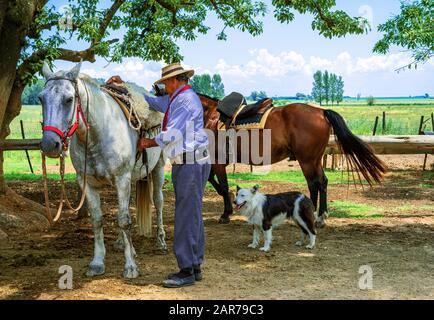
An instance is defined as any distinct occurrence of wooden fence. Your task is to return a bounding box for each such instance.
[325,135,434,155]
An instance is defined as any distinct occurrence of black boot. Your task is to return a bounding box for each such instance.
[163,268,195,288]
[167,265,202,281]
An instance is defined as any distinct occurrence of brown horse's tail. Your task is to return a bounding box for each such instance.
[324,109,387,185]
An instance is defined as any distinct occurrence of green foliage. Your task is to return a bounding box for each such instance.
[295,92,307,100]
[211,74,225,99]
[336,76,344,105]
[190,73,225,99]
[373,0,434,70]
[367,95,375,106]
[312,70,344,106]
[312,70,323,105]
[21,79,45,105]
[272,0,369,38]
[19,0,375,86]
[249,90,267,101]
[323,70,330,105]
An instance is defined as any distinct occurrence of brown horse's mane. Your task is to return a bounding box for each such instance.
[196,92,219,102]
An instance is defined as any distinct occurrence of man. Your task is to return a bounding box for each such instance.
[138,62,211,288]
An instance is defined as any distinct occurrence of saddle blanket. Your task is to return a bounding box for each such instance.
[217,107,274,130]
[101,82,163,130]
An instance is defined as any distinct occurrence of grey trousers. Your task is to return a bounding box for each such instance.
[171,162,211,269]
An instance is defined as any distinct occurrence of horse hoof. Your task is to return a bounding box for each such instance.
[86,263,105,277]
[123,265,140,279]
[156,244,168,252]
[218,216,230,224]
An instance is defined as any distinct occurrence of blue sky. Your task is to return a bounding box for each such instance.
[52,0,434,97]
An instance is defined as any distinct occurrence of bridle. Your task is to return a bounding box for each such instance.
[43,77,89,150]
[41,76,90,224]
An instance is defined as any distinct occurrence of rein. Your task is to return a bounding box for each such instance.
[42,77,90,224]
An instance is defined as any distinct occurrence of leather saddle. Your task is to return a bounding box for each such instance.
[102,75,130,98]
[217,92,273,128]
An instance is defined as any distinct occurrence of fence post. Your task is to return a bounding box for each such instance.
[323,154,328,169]
[431,112,433,131]
[418,116,424,134]
[382,112,386,134]
[372,116,379,136]
[20,120,34,174]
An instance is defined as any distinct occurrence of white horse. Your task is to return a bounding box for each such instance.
[39,62,166,279]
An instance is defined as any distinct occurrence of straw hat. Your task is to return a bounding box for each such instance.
[154,62,194,84]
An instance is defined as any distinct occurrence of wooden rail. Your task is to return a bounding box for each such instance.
[1,135,434,155]
[325,135,434,155]
[0,139,41,151]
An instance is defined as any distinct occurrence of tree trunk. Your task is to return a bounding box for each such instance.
[0,0,37,194]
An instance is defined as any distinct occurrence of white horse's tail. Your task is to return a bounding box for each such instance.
[136,174,154,237]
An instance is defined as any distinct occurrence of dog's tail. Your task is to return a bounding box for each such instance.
[324,109,387,186]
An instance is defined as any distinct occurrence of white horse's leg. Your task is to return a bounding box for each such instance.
[115,174,139,279]
[114,231,125,251]
[83,181,106,277]
[153,154,167,251]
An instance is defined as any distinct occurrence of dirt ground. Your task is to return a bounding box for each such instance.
[0,155,433,300]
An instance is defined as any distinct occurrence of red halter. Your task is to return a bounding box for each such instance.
[42,78,89,150]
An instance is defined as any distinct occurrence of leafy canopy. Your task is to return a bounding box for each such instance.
[21,0,369,85]
[373,0,434,70]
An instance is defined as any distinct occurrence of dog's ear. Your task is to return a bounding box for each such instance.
[251,184,260,193]
[236,185,241,192]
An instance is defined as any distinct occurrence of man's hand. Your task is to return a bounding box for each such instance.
[137,138,158,151]
[153,84,167,97]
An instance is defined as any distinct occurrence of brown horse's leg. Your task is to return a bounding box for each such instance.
[213,164,233,224]
[299,162,319,211]
[299,160,328,228]
[208,168,223,194]
[317,168,329,227]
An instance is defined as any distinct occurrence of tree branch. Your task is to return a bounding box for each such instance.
[314,3,335,30]
[154,0,178,24]
[93,0,125,45]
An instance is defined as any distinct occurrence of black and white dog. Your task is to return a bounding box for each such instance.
[234,185,317,252]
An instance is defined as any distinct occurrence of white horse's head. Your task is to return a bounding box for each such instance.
[39,61,82,158]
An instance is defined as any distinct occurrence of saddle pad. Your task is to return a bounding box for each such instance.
[217,107,274,130]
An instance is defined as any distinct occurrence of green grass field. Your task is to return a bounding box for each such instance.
[273,98,434,135]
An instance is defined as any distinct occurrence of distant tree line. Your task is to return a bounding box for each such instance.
[312,70,344,106]
[190,74,225,99]
[248,91,268,101]
[21,79,44,105]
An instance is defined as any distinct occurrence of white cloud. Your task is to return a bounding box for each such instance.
[81,68,110,79]
[216,49,307,79]
[213,49,422,81]
[108,58,162,89]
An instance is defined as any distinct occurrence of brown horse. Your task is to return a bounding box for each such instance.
[198,94,387,226]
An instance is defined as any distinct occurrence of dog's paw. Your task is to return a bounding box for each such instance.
[305,244,315,250]
[248,243,258,249]
[259,246,270,252]
[295,241,303,247]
